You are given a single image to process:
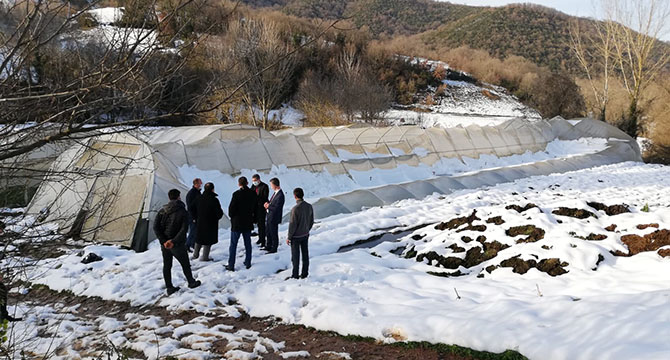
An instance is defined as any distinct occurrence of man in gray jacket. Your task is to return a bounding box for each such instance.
[286,188,314,279]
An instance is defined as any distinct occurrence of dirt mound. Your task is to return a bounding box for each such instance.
[570,232,607,241]
[486,216,505,225]
[605,224,618,232]
[463,241,510,268]
[505,204,538,213]
[416,251,463,269]
[498,256,569,276]
[506,225,546,243]
[658,249,670,258]
[614,229,670,256]
[587,202,630,216]
[412,238,510,270]
[456,224,487,233]
[636,224,659,230]
[448,244,466,253]
[435,210,480,231]
[552,207,596,219]
[585,233,607,241]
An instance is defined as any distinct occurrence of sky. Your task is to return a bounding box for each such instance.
[443,0,595,18]
[440,0,670,41]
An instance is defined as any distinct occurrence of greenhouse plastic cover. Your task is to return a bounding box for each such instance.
[25,118,642,251]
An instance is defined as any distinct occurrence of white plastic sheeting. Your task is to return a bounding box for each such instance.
[25,118,641,251]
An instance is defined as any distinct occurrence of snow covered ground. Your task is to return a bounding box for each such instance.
[9,161,670,359]
[7,301,290,359]
[386,110,534,128]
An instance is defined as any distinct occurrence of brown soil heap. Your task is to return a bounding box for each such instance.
[499,256,569,276]
[605,224,618,232]
[505,204,538,213]
[614,229,670,256]
[658,248,670,258]
[552,207,596,219]
[587,202,631,216]
[435,210,480,231]
[486,216,505,225]
[636,224,659,230]
[506,225,546,243]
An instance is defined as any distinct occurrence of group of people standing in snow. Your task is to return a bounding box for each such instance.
[153,175,314,295]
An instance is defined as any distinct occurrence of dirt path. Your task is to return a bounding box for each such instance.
[10,285,524,360]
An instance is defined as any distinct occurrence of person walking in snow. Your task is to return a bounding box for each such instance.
[287,188,314,279]
[185,178,202,251]
[264,178,285,253]
[226,177,257,271]
[153,189,201,296]
[250,174,269,248]
[194,182,224,261]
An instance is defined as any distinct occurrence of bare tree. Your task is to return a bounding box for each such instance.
[569,0,670,136]
[569,17,616,121]
[229,19,297,130]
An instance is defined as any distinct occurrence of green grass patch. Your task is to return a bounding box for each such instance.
[393,341,527,360]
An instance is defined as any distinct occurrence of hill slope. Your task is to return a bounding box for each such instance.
[419,4,578,71]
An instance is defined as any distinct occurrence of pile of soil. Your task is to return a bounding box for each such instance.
[587,202,630,216]
[614,229,670,256]
[552,207,596,219]
[506,225,546,243]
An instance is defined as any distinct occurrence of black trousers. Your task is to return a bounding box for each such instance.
[162,244,195,288]
[256,211,267,246]
[266,219,280,252]
[291,235,309,278]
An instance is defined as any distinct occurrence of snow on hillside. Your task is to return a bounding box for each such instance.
[87,7,124,25]
[10,161,670,359]
[389,58,541,128]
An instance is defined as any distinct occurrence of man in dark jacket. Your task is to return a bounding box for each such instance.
[194,182,224,261]
[226,176,257,271]
[153,189,201,295]
[185,178,202,251]
[0,271,21,322]
[287,188,314,279]
[250,174,269,247]
[264,177,285,253]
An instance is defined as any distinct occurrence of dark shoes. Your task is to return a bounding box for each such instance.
[285,275,308,280]
[265,249,277,254]
[188,280,202,289]
[225,265,235,272]
[245,264,251,269]
[167,286,180,295]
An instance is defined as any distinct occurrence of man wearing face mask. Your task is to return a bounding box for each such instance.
[250,174,269,248]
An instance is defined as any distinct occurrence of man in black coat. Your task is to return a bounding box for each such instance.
[250,174,269,247]
[194,182,224,261]
[153,189,201,295]
[226,176,257,271]
[264,177,285,253]
[185,178,202,251]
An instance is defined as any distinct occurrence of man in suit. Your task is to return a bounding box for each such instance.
[153,189,201,295]
[250,174,269,248]
[185,178,202,251]
[226,176,257,271]
[264,177,284,253]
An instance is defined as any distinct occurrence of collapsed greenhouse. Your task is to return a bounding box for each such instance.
[24,118,641,251]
